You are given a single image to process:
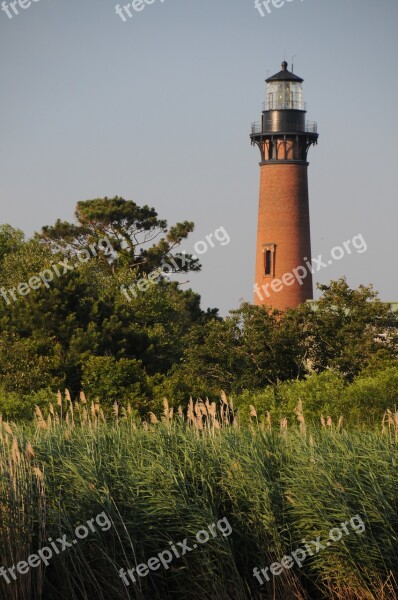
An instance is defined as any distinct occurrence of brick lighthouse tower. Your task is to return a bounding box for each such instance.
[250,61,318,310]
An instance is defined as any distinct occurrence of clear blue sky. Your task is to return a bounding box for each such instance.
[1,0,397,314]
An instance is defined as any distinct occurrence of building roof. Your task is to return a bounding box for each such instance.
[266,61,304,83]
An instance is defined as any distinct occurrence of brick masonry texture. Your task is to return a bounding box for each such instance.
[254,162,313,310]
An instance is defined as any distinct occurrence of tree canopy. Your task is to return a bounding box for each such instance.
[40,196,200,274]
[0,199,397,419]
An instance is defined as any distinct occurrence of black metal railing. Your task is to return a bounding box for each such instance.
[306,121,317,133]
[251,122,262,134]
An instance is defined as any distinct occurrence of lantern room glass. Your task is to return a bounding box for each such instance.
[266,81,303,110]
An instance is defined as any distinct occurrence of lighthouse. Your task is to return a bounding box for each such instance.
[250,61,318,310]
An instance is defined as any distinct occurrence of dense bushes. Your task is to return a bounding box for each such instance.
[233,367,398,427]
[81,355,152,413]
[3,366,398,426]
[344,367,398,425]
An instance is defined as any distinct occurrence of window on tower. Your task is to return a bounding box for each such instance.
[263,244,276,276]
[269,141,275,159]
[265,250,272,275]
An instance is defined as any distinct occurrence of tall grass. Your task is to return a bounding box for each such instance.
[0,394,397,599]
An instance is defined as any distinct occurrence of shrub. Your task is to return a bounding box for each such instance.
[234,372,346,426]
[81,355,152,412]
[233,387,276,425]
[276,371,346,424]
[344,367,398,425]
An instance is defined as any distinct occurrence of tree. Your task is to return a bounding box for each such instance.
[0,216,217,405]
[81,356,152,413]
[0,332,64,395]
[40,196,201,275]
[233,303,309,387]
[0,224,25,263]
[304,278,398,380]
[164,317,241,401]
[165,303,306,402]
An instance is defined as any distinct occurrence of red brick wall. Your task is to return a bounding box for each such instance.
[254,162,313,310]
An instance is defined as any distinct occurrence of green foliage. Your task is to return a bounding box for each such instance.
[81,355,152,412]
[305,278,398,380]
[1,197,397,422]
[0,224,25,263]
[234,372,346,425]
[165,279,398,407]
[166,303,308,403]
[0,237,51,290]
[0,419,397,599]
[234,368,398,427]
[0,387,36,420]
[276,371,346,423]
[0,332,64,395]
[0,387,55,421]
[232,387,276,425]
[282,430,398,599]
[164,317,242,402]
[232,302,309,386]
[0,216,214,405]
[344,367,398,425]
[40,196,200,275]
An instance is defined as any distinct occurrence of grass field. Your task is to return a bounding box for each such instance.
[0,394,397,599]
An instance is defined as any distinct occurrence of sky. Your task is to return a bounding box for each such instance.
[0,0,397,315]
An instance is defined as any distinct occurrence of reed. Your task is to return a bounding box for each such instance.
[0,392,397,599]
